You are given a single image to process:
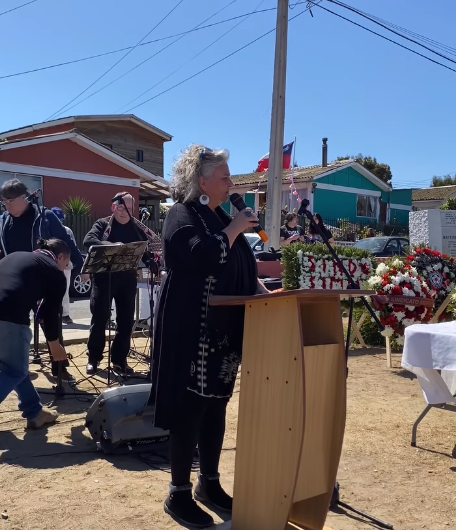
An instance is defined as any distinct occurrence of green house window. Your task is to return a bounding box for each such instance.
[357,195,377,218]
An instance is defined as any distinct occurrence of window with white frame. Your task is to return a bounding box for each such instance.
[357,194,378,218]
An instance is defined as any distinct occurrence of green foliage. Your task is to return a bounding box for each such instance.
[61,196,91,216]
[352,307,384,347]
[439,197,456,210]
[281,242,376,291]
[431,174,456,187]
[336,153,392,185]
[159,203,168,219]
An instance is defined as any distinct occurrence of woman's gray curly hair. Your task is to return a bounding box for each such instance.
[170,144,230,203]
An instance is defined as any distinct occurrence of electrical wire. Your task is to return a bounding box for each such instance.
[44,0,186,121]
[327,0,456,67]
[118,0,268,112]
[122,0,323,113]
[333,0,456,57]
[48,0,243,117]
[313,2,456,75]
[0,7,280,81]
[0,0,40,17]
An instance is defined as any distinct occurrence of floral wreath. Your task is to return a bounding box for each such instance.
[408,247,456,320]
[367,258,434,345]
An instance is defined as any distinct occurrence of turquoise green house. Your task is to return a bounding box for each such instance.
[228,160,412,226]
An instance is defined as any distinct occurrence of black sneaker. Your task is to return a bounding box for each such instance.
[62,315,73,324]
[51,366,74,382]
[86,362,99,374]
[164,485,213,529]
[112,363,134,375]
[194,473,232,512]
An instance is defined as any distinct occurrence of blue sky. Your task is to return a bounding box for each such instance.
[1,0,455,189]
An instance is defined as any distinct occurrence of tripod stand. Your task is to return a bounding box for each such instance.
[73,241,147,390]
[299,200,393,530]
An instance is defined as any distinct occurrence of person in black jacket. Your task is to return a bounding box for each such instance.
[83,192,155,375]
[0,178,85,380]
[152,145,267,528]
[0,239,69,429]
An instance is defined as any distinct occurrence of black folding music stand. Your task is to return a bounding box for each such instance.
[74,241,147,389]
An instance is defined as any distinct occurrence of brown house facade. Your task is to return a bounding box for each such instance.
[0,115,172,220]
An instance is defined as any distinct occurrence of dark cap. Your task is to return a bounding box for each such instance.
[1,178,29,200]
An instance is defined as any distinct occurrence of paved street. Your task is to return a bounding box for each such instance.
[69,297,91,320]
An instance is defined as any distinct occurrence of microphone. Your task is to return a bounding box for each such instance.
[26,189,42,202]
[229,193,269,243]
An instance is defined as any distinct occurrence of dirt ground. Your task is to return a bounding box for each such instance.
[1,340,456,530]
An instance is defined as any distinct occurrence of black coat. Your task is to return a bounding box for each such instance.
[153,201,258,430]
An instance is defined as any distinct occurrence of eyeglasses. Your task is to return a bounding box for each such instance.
[1,195,26,206]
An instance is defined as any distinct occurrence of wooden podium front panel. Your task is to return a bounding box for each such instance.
[232,296,305,530]
[232,294,347,530]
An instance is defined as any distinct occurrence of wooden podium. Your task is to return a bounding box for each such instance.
[211,289,373,530]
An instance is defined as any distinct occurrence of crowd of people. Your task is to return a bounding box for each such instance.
[0,153,337,529]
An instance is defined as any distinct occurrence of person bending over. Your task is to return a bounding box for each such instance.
[0,239,70,429]
[152,145,268,528]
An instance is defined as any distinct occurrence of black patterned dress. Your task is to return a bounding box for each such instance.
[152,201,258,430]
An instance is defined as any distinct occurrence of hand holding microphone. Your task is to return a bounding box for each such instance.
[229,193,269,243]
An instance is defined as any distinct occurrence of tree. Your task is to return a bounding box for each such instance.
[440,198,456,210]
[337,154,393,185]
[431,174,456,187]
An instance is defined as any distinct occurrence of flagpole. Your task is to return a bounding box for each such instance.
[264,0,289,250]
[290,136,297,209]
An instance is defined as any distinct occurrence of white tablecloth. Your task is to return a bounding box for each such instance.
[402,322,456,404]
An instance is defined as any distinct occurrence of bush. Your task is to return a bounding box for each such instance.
[352,306,384,347]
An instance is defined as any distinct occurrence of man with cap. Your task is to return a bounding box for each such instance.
[51,207,86,324]
[0,178,84,378]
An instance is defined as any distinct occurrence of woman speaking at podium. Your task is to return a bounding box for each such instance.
[153,145,267,528]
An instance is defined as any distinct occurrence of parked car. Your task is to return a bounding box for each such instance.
[353,236,409,257]
[244,233,264,254]
[70,253,92,297]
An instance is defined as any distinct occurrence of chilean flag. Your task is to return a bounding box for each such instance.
[256,142,294,173]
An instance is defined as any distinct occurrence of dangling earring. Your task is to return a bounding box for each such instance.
[199,194,210,205]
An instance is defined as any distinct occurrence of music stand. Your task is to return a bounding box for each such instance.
[74,241,147,389]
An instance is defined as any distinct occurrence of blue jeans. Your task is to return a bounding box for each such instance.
[0,320,42,420]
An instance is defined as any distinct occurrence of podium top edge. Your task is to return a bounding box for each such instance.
[210,289,374,306]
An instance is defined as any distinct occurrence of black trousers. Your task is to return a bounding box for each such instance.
[170,390,229,487]
[87,273,137,365]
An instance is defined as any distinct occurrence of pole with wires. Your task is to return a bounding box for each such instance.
[264,0,289,250]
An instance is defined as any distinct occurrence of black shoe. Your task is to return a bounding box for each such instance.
[112,363,134,375]
[51,366,74,382]
[62,315,73,324]
[86,362,98,374]
[194,473,232,512]
[164,485,213,529]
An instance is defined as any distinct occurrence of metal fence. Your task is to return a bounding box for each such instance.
[257,213,408,241]
[65,213,164,250]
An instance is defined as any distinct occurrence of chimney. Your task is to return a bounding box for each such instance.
[322,137,328,167]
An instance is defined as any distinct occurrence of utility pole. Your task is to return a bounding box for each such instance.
[264,0,289,250]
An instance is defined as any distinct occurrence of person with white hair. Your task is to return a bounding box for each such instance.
[83,192,159,375]
[151,145,269,528]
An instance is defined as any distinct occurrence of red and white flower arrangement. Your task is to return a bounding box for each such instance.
[296,249,374,290]
[408,247,456,321]
[367,258,434,345]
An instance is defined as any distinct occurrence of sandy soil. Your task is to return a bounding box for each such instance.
[1,340,456,530]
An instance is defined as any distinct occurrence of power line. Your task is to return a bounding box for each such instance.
[122,1,322,113]
[44,0,186,121]
[0,0,39,17]
[0,3,306,81]
[48,0,243,117]
[333,1,456,58]
[327,0,456,67]
[118,0,268,112]
[313,2,456,75]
